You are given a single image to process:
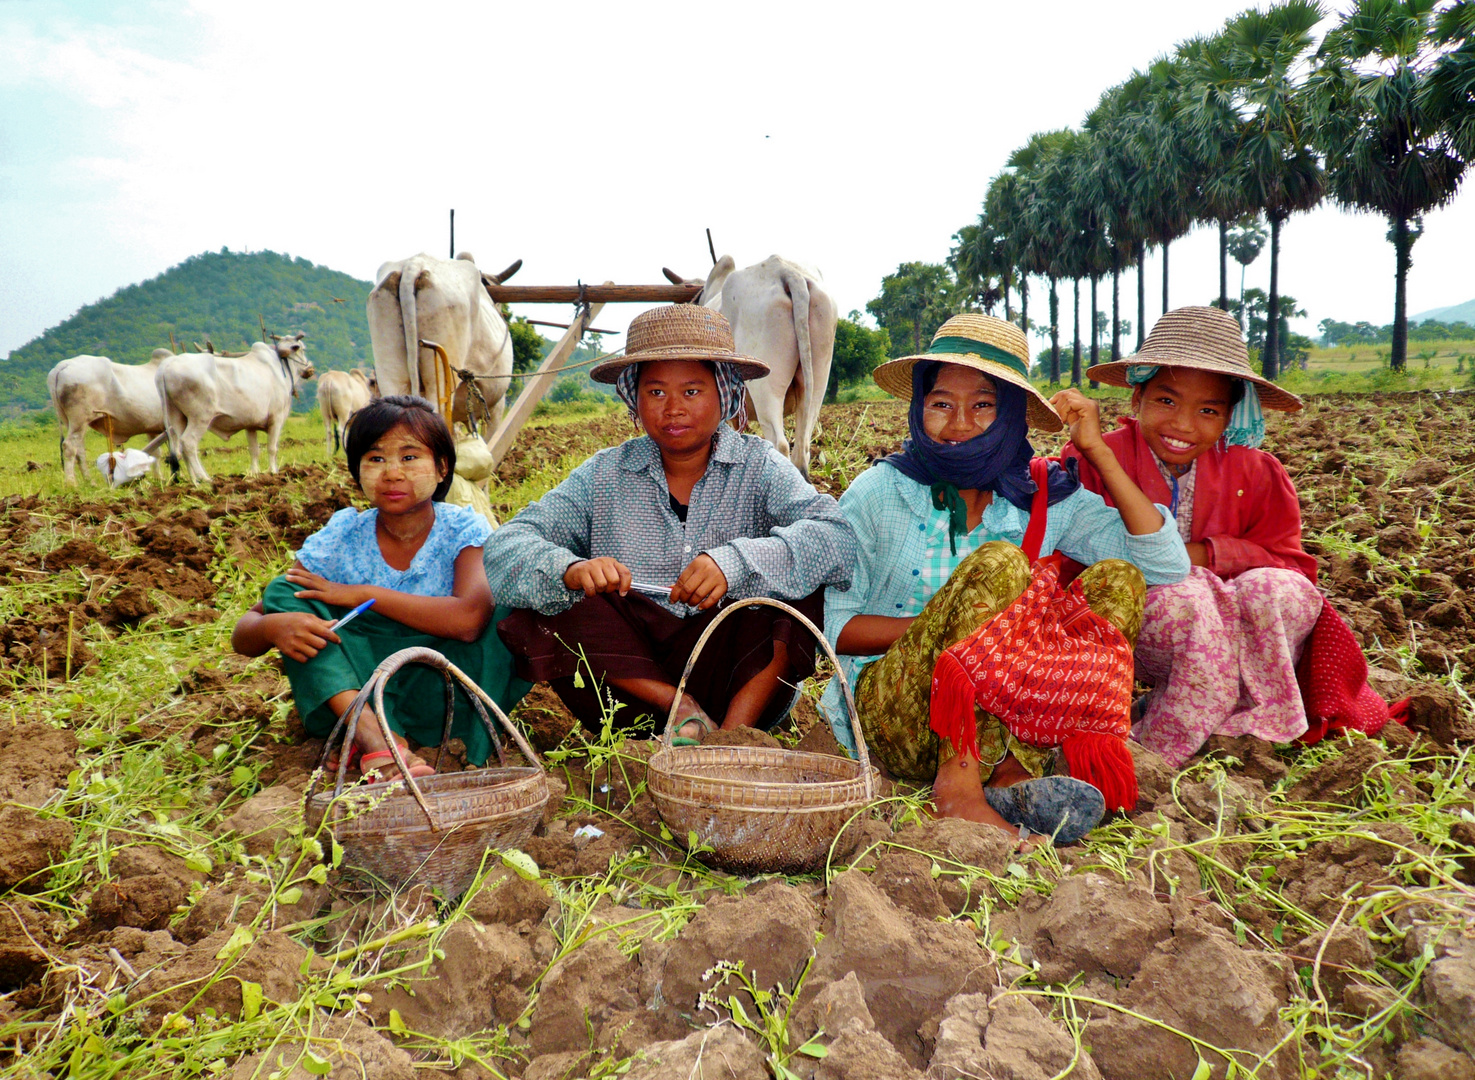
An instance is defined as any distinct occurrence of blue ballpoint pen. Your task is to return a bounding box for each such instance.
[330,598,376,630]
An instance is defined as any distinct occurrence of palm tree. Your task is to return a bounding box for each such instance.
[1220,0,1326,379]
[1309,0,1470,371]
[1117,63,1198,327]
[1425,1,1475,161]
[1227,216,1268,334]
[1179,32,1260,311]
[1012,131,1080,383]
[1085,84,1150,362]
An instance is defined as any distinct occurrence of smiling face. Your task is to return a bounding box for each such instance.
[1131,366,1238,469]
[921,363,998,445]
[636,360,724,457]
[357,423,448,512]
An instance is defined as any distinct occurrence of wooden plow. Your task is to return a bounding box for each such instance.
[464,275,705,472]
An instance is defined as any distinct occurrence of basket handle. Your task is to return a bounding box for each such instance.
[660,597,874,800]
[304,646,545,833]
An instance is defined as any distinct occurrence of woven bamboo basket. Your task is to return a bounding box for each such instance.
[646,598,878,875]
[304,646,548,896]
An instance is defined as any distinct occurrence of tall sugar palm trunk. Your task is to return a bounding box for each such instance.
[1219,220,1230,309]
[1049,277,1061,384]
[1111,252,1123,361]
[1072,279,1082,387]
[1089,274,1100,388]
[1136,240,1147,348]
[1264,214,1283,380]
[1160,240,1170,316]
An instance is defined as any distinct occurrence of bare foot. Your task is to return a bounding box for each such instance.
[930,754,1048,851]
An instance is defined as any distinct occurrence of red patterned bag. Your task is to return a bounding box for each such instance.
[929,459,1138,811]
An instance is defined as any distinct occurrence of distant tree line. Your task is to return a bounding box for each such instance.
[1319,317,1475,346]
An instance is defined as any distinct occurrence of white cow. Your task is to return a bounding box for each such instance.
[366,252,519,438]
[157,335,315,484]
[697,254,837,479]
[317,367,379,454]
[47,350,172,485]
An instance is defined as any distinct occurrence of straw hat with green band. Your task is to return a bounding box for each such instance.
[1086,306,1302,413]
[873,314,1062,432]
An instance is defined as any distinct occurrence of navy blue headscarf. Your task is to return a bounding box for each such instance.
[881,361,1079,552]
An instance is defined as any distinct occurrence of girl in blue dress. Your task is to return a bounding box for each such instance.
[232,396,528,780]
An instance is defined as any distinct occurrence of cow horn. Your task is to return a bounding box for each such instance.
[270,334,282,341]
[490,259,522,284]
[662,267,688,285]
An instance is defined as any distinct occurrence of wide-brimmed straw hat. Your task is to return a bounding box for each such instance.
[1087,306,1302,412]
[872,314,1062,432]
[590,305,770,384]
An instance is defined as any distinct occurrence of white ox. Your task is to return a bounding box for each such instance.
[317,367,379,454]
[367,252,519,438]
[47,350,172,485]
[157,335,315,483]
[696,254,837,479]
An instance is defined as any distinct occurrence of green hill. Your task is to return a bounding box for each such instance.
[0,249,376,416]
[1410,298,1475,325]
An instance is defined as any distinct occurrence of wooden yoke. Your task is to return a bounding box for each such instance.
[484,284,610,471]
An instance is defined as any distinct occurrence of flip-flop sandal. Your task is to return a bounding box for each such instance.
[984,776,1105,846]
[323,743,363,776]
[671,715,718,747]
[360,749,435,782]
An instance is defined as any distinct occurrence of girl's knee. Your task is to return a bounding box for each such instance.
[958,540,1031,589]
[1079,559,1146,645]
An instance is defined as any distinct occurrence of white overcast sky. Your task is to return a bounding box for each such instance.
[1,0,1471,360]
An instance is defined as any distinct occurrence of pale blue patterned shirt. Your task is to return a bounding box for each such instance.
[819,464,1190,755]
[295,503,491,597]
[484,426,857,616]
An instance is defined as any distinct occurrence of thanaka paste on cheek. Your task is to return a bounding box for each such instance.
[359,456,443,507]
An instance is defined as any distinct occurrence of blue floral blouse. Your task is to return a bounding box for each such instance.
[295,503,491,597]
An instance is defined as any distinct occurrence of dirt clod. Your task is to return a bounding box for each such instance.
[929,992,1103,1080]
[801,869,995,1066]
[660,880,820,1012]
[1019,872,1172,983]
[0,805,72,891]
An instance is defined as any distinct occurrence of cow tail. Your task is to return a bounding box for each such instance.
[784,267,817,471]
[47,372,65,468]
[159,370,181,478]
[399,265,422,400]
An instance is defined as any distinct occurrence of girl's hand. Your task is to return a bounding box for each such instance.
[265,612,341,662]
[1050,389,1105,456]
[671,554,728,610]
[1186,541,1211,567]
[286,567,364,608]
[563,557,632,597]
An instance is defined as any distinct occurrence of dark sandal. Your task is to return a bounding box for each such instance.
[984,776,1105,845]
[671,715,718,747]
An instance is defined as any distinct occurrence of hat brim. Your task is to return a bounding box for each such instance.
[590,348,770,384]
[1086,357,1303,412]
[873,353,1063,433]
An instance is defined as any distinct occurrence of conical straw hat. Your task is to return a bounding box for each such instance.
[1087,306,1302,412]
[872,314,1062,432]
[590,306,769,383]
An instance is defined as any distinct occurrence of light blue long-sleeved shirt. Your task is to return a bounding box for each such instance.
[819,463,1191,755]
[484,426,857,617]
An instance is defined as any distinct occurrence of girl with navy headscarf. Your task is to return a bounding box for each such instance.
[821,314,1189,844]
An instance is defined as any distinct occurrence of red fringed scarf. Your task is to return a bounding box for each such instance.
[928,460,1139,811]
